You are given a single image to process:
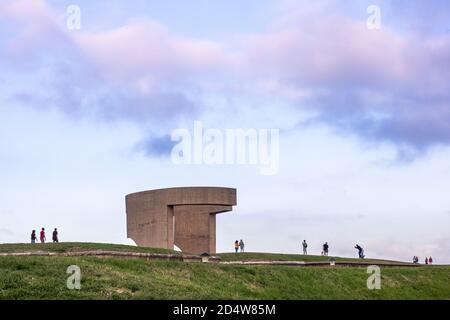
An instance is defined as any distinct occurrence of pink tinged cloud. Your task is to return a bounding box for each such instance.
[3,0,450,149]
[74,21,227,85]
[236,15,450,148]
[0,0,55,39]
[0,0,75,67]
[242,16,422,89]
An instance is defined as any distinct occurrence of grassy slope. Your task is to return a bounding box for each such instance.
[218,252,412,264]
[0,243,410,264]
[0,243,448,300]
[0,243,178,255]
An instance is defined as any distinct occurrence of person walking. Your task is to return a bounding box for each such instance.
[39,228,46,244]
[234,240,239,253]
[31,230,37,244]
[354,244,365,259]
[425,257,429,265]
[323,242,329,256]
[239,239,245,253]
[302,240,308,255]
[52,228,59,243]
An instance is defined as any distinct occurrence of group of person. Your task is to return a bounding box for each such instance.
[301,240,331,256]
[301,240,436,264]
[413,256,434,264]
[26,230,437,264]
[301,240,365,259]
[234,239,245,253]
[31,228,59,244]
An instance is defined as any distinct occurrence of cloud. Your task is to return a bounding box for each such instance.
[2,0,450,158]
[136,134,175,157]
[74,20,228,86]
[0,0,71,69]
[241,14,450,152]
[1,2,203,130]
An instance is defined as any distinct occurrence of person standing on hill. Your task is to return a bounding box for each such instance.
[425,257,429,265]
[429,256,433,264]
[40,228,46,243]
[239,239,245,253]
[234,240,239,253]
[355,244,365,259]
[323,242,329,256]
[52,228,59,243]
[31,230,37,244]
[302,240,308,255]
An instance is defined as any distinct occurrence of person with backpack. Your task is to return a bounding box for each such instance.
[239,239,245,253]
[323,242,329,256]
[52,228,59,243]
[31,230,37,244]
[40,228,46,244]
[234,240,239,253]
[302,240,308,255]
[355,244,365,259]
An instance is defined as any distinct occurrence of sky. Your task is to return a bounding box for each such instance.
[1,0,449,263]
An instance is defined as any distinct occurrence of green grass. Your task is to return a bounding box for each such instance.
[0,243,409,264]
[0,242,178,255]
[217,252,412,265]
[0,243,448,300]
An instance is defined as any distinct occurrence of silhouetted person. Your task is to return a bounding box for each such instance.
[234,240,239,253]
[429,257,433,264]
[425,257,428,265]
[31,230,37,244]
[39,228,46,244]
[302,240,308,255]
[52,228,59,243]
[239,239,245,253]
[355,244,365,259]
[323,242,329,256]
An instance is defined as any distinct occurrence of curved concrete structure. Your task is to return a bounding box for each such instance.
[126,187,237,254]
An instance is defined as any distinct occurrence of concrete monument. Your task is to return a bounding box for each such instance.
[126,187,237,254]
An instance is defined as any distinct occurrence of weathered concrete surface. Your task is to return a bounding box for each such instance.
[126,187,236,254]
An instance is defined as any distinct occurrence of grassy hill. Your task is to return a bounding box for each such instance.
[0,243,448,300]
[0,242,178,255]
[217,252,412,265]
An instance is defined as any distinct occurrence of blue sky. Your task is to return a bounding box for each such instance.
[1,0,449,263]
